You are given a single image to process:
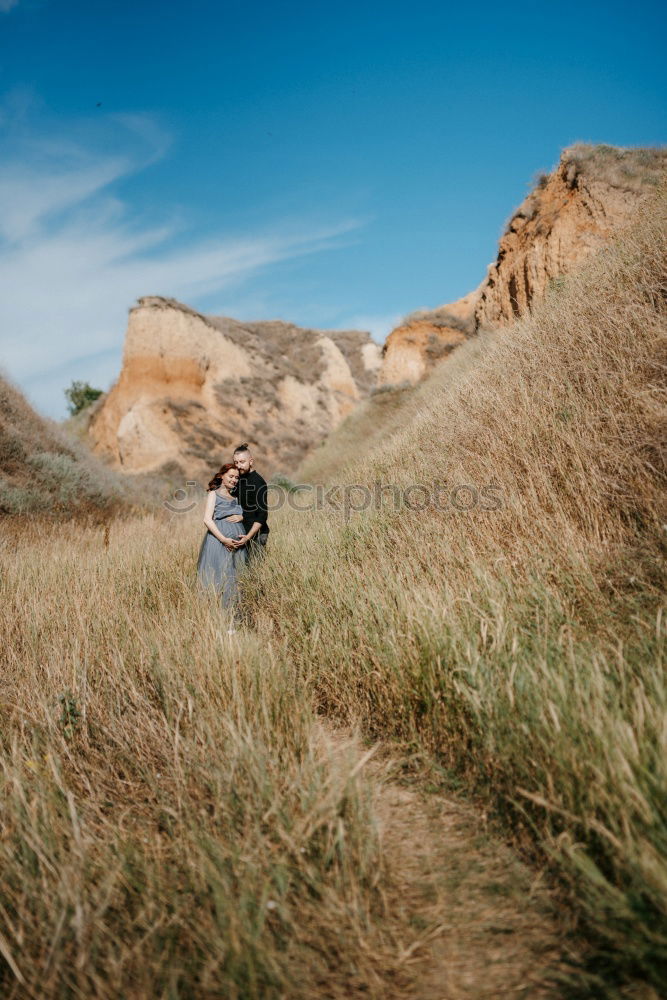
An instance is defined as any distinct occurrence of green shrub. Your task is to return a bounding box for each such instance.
[64,380,103,416]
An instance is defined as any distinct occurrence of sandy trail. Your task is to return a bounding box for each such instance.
[317,722,576,999]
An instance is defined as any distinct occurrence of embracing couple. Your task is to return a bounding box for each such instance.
[196,443,269,622]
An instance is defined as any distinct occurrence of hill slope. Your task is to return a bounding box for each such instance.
[298,332,494,485]
[248,194,667,994]
[0,372,135,519]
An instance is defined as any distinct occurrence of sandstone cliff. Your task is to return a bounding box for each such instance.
[379,143,666,386]
[377,288,480,387]
[88,297,381,476]
[474,143,667,329]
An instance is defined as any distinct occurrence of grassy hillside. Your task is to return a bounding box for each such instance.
[0,373,128,519]
[563,142,667,192]
[2,180,664,999]
[298,381,417,484]
[297,335,492,485]
[0,373,185,522]
[245,195,667,995]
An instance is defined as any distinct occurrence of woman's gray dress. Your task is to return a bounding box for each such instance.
[196,492,247,608]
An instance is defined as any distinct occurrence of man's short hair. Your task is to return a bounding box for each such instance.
[233,442,251,455]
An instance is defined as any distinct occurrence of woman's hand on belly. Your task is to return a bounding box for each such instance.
[225,514,244,522]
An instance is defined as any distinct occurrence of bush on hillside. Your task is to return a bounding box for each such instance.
[64,380,103,416]
[565,143,667,191]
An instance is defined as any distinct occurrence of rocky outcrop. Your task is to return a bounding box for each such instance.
[379,144,666,386]
[85,145,667,468]
[88,297,381,476]
[377,288,480,386]
[475,144,667,329]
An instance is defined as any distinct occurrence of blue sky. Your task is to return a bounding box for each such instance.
[1,0,665,419]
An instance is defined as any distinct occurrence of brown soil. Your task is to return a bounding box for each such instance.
[318,722,577,999]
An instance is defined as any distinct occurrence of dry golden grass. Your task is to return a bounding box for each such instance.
[0,515,394,997]
[244,195,667,995]
[299,381,421,486]
[565,143,667,192]
[1,192,664,999]
[0,513,569,998]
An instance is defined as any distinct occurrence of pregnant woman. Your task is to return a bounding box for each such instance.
[196,463,247,621]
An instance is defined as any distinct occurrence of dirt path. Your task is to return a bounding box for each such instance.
[318,722,577,999]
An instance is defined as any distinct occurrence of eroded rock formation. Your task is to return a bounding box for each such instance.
[87,145,666,472]
[379,144,666,386]
[377,288,479,387]
[88,297,381,475]
[474,144,667,329]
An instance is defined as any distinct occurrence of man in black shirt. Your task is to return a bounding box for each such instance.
[232,443,269,564]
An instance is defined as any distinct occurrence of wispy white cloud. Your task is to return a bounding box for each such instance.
[0,0,20,13]
[0,156,131,243]
[0,109,363,418]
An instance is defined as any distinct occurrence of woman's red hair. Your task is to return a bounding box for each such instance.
[207,463,237,492]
